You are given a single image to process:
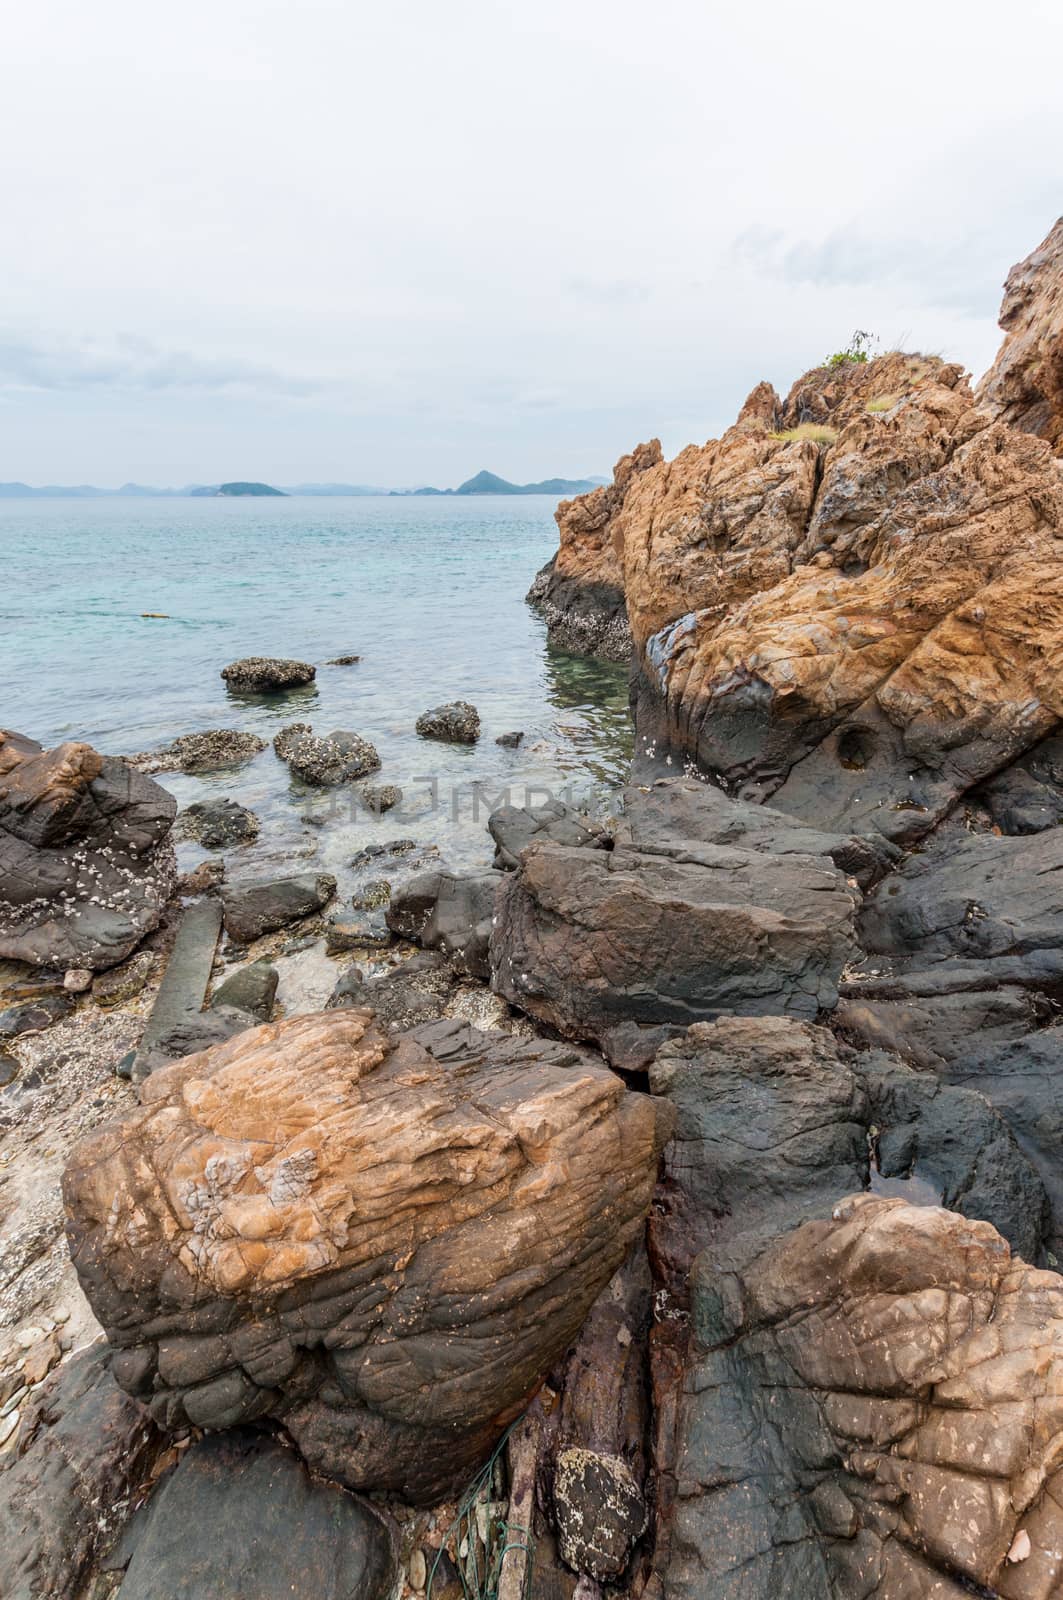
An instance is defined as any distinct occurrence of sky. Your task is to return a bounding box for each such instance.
[2,0,1062,488]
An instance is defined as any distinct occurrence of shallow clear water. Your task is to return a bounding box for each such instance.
[1,495,631,888]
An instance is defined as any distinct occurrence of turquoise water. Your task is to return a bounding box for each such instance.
[2,495,631,884]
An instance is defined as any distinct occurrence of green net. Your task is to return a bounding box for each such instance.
[426,1423,535,1600]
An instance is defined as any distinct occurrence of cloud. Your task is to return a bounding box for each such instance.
[0,331,321,398]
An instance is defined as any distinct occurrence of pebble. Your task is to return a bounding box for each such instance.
[409,1547,427,1591]
[64,968,93,993]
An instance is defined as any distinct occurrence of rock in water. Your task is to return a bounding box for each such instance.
[0,730,176,971]
[527,439,662,660]
[220,872,335,941]
[62,1009,670,1502]
[287,730,381,786]
[220,657,315,692]
[177,798,260,849]
[544,350,1063,842]
[129,730,266,775]
[112,1432,395,1600]
[386,868,497,977]
[414,700,480,743]
[977,216,1063,454]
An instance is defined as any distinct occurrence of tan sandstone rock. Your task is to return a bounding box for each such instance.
[978,216,1063,454]
[62,1008,670,1502]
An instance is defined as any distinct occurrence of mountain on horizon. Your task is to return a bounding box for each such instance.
[0,469,606,499]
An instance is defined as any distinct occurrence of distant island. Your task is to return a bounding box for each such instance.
[188,482,286,497]
[396,470,606,497]
[0,469,605,499]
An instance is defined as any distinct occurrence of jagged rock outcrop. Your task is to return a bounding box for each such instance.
[541,344,1063,843]
[0,730,177,970]
[62,1009,670,1503]
[978,216,1063,453]
[491,778,858,1043]
[528,439,662,659]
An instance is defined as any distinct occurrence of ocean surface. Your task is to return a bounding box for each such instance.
[2,495,631,891]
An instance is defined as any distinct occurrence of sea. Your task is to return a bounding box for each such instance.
[1,494,631,892]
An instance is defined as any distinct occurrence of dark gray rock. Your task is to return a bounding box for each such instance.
[492,832,857,1043]
[0,992,74,1036]
[287,730,380,786]
[488,797,608,870]
[134,1007,249,1078]
[0,1343,160,1600]
[978,764,1063,834]
[326,652,361,666]
[209,961,278,1022]
[495,730,524,748]
[0,732,176,972]
[111,1432,395,1600]
[177,799,259,850]
[415,700,480,744]
[948,1026,1063,1261]
[221,873,335,942]
[220,657,315,692]
[387,869,497,978]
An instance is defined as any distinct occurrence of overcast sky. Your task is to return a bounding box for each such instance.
[2,0,1061,487]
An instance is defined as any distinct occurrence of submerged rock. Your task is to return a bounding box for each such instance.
[272,722,312,761]
[287,730,381,786]
[62,1009,670,1502]
[176,798,259,849]
[220,657,316,692]
[0,730,176,971]
[415,700,480,744]
[129,730,266,775]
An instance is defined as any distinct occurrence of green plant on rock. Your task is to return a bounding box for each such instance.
[824,330,875,368]
[771,423,839,446]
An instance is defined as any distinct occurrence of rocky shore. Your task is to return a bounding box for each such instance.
[4,219,1063,1599]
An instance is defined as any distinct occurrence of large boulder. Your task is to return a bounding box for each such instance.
[491,780,858,1042]
[414,701,481,744]
[0,731,176,970]
[977,215,1063,454]
[663,1195,1063,1599]
[62,1009,670,1503]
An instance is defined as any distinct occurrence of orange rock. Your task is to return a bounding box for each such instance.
[978,216,1063,454]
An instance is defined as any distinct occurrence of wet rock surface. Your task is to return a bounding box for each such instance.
[286,729,381,786]
[415,700,481,743]
[220,657,316,692]
[63,1009,670,1503]
[0,731,176,971]
[129,730,267,775]
[176,797,260,849]
[387,867,497,977]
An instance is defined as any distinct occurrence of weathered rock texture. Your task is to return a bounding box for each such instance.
[62,1009,670,1502]
[978,216,1063,454]
[0,730,177,970]
[664,1194,1063,1599]
[491,780,858,1043]
[220,657,315,692]
[543,348,1063,843]
[528,439,662,659]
